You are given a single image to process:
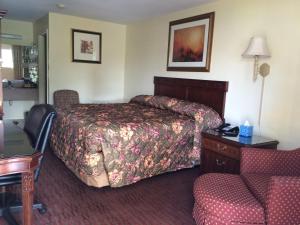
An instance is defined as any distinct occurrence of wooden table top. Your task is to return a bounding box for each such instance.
[0,120,35,159]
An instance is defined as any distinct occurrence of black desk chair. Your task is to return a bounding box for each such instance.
[0,104,56,225]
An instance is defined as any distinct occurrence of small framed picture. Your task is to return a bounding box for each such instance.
[72,29,101,64]
[167,12,215,72]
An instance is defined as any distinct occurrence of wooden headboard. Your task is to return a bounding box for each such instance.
[154,76,228,118]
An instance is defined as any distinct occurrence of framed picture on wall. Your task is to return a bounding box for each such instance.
[72,29,102,64]
[166,12,215,72]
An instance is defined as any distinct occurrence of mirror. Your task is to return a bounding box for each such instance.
[1,43,38,88]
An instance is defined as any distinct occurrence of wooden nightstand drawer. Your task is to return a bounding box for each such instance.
[202,138,240,160]
[202,149,239,174]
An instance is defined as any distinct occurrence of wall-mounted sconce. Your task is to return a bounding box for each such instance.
[242,36,271,126]
[243,36,271,81]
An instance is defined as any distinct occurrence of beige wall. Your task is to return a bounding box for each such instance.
[48,13,127,104]
[125,0,300,148]
[33,15,49,43]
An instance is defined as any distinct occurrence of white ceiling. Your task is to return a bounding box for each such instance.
[1,0,215,24]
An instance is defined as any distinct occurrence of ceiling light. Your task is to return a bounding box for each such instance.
[56,3,65,9]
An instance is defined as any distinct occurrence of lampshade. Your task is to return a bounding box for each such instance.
[243,36,270,57]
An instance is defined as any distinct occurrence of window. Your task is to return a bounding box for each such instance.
[1,44,14,68]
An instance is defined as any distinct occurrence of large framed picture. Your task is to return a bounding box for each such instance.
[72,29,102,64]
[167,12,215,72]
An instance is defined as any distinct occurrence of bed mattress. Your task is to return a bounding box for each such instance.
[50,95,222,187]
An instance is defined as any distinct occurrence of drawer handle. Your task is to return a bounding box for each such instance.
[217,143,227,151]
[216,159,226,166]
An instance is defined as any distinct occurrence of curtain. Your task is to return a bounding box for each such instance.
[12,45,23,79]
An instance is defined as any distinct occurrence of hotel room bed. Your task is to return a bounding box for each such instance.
[50,77,228,188]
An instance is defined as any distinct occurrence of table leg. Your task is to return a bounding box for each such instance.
[22,172,34,225]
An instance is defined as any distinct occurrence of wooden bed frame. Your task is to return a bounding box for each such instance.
[154,76,228,118]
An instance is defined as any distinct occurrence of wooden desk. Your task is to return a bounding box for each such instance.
[0,120,42,225]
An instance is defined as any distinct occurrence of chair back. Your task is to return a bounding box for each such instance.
[24,104,56,180]
[24,104,56,149]
[53,89,79,108]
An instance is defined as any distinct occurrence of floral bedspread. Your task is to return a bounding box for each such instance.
[50,95,222,187]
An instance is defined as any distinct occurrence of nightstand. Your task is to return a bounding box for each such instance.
[201,130,279,174]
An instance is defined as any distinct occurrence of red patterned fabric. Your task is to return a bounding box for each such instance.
[240,148,300,176]
[193,173,265,225]
[193,204,261,225]
[193,147,300,225]
[193,204,232,225]
[241,148,300,225]
[242,174,300,224]
[266,176,300,225]
[242,173,271,205]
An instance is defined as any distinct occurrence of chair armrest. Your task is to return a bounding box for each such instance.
[240,147,300,176]
[265,176,300,225]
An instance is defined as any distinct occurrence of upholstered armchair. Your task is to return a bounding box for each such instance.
[240,148,300,225]
[53,89,79,108]
[193,147,300,225]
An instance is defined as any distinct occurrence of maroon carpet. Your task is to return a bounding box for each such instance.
[0,150,199,225]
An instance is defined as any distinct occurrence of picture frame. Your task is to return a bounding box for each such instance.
[72,29,102,64]
[166,12,215,72]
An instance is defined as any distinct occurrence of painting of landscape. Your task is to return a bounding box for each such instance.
[166,12,214,72]
[172,25,205,62]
